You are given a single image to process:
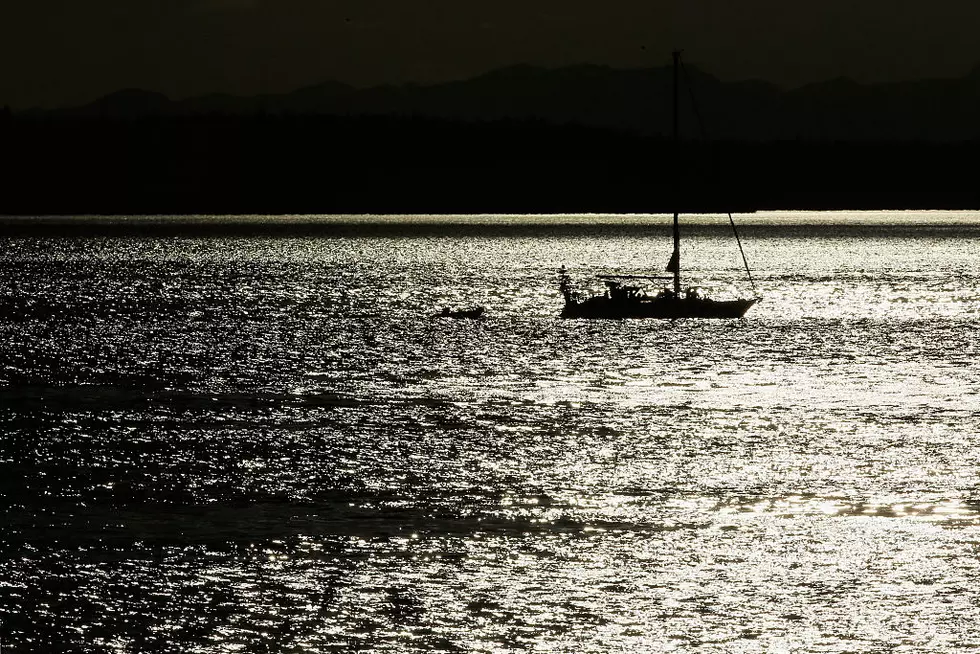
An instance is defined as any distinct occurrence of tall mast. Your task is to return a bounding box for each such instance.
[671,50,682,295]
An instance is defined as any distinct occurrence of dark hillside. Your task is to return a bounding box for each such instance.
[2,113,977,215]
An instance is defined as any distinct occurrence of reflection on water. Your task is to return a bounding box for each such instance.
[2,213,980,652]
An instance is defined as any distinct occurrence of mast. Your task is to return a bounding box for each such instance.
[671,50,681,295]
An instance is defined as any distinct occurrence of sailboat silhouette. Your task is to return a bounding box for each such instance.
[558,51,761,319]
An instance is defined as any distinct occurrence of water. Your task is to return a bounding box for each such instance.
[2,212,980,653]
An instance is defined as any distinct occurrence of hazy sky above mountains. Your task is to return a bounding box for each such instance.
[3,0,980,109]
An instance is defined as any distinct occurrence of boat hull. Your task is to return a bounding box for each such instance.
[433,307,485,319]
[561,296,759,319]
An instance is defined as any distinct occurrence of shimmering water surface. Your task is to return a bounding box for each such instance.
[2,212,980,653]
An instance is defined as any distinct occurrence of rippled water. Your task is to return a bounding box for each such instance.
[2,212,980,652]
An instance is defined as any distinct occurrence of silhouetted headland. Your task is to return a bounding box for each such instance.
[3,61,980,216]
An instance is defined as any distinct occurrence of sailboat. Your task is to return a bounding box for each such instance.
[558,51,761,320]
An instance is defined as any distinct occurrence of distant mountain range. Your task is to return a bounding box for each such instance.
[22,62,980,142]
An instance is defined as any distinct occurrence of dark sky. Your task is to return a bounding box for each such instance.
[3,0,980,109]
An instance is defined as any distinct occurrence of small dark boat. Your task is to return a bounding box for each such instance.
[558,51,760,320]
[434,306,485,319]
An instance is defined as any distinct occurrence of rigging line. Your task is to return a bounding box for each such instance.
[683,55,752,296]
[680,57,723,188]
[728,212,757,294]
[680,59,708,142]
